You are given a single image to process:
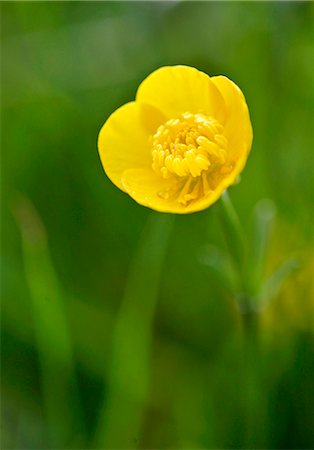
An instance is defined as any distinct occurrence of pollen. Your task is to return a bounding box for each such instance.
[151,112,233,205]
[152,112,228,179]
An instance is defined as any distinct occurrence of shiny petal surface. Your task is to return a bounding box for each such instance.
[211,75,253,160]
[121,168,177,212]
[136,65,226,122]
[98,102,165,191]
[121,168,240,214]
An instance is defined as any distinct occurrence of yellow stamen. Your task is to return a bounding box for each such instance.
[151,111,230,204]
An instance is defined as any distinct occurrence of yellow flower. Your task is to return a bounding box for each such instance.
[98,65,253,213]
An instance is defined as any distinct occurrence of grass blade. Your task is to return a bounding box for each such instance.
[94,212,173,448]
[12,195,85,448]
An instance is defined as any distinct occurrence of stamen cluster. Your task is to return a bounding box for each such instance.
[152,112,228,179]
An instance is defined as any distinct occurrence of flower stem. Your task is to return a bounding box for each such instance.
[218,190,261,446]
[219,190,246,270]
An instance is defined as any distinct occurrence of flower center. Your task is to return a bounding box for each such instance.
[151,112,235,206]
[152,112,228,179]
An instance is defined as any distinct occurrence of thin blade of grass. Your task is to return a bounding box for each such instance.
[94,212,173,449]
[12,195,85,448]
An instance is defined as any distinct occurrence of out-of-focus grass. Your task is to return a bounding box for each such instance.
[95,213,173,448]
[1,1,314,449]
[12,196,85,448]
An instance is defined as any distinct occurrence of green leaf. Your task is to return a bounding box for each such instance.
[199,244,239,294]
[259,258,300,307]
[249,199,276,293]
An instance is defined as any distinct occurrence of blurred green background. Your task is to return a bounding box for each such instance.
[1,2,314,449]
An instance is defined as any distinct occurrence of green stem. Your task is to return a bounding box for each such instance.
[219,190,246,270]
[218,191,260,446]
[218,191,252,309]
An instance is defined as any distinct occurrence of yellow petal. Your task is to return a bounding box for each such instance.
[121,168,178,212]
[136,65,226,122]
[121,167,242,214]
[98,102,165,191]
[211,76,253,160]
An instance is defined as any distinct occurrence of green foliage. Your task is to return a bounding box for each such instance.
[1,2,313,449]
